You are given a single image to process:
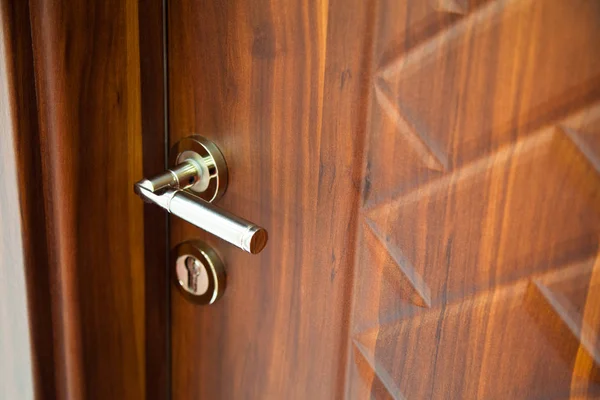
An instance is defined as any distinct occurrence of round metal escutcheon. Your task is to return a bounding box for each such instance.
[169,135,228,203]
[172,240,226,305]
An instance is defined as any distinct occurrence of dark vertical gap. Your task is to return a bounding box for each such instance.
[163,0,169,171]
[139,0,170,398]
[162,0,172,398]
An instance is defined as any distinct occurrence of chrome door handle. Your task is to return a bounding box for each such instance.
[134,136,268,254]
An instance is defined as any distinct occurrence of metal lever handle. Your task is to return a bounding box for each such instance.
[135,181,267,253]
[134,136,268,254]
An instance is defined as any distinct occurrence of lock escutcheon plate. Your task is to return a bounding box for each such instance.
[173,240,226,305]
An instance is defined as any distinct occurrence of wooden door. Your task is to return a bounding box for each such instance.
[0,0,168,398]
[169,0,600,398]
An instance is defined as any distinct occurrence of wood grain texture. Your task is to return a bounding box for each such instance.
[170,0,600,399]
[18,0,166,398]
[349,0,600,398]
[168,0,372,397]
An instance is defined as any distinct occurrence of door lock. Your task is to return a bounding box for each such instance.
[134,135,268,254]
[173,240,226,305]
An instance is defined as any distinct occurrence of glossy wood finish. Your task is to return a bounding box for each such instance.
[0,0,167,398]
[30,0,146,393]
[350,1,600,398]
[170,0,600,398]
[169,0,372,397]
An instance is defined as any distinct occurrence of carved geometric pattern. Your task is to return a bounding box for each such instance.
[561,102,600,175]
[374,0,494,71]
[373,82,448,172]
[531,259,600,382]
[352,220,431,332]
[364,219,432,309]
[352,255,600,398]
[365,0,600,206]
[366,126,600,307]
[347,340,406,400]
[354,124,600,398]
[349,0,600,397]
[430,0,469,15]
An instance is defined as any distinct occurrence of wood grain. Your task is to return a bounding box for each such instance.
[1,0,169,398]
[168,0,372,397]
[2,1,165,397]
[350,0,600,398]
[170,0,600,399]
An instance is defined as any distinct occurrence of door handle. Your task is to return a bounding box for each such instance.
[134,136,268,254]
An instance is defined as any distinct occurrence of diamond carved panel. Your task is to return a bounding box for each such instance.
[351,255,600,399]
[348,0,600,398]
[365,0,600,206]
[354,125,600,330]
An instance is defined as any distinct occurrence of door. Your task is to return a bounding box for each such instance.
[0,0,168,398]
[168,0,600,399]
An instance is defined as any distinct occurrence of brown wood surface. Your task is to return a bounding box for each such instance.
[29,0,147,396]
[169,0,373,398]
[0,0,167,398]
[350,1,600,398]
[169,0,600,399]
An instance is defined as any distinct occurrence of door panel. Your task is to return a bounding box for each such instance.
[0,0,168,397]
[350,0,600,398]
[28,0,147,395]
[169,0,600,398]
[168,0,371,397]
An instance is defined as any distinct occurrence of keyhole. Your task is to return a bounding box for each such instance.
[176,254,210,296]
[185,256,201,292]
